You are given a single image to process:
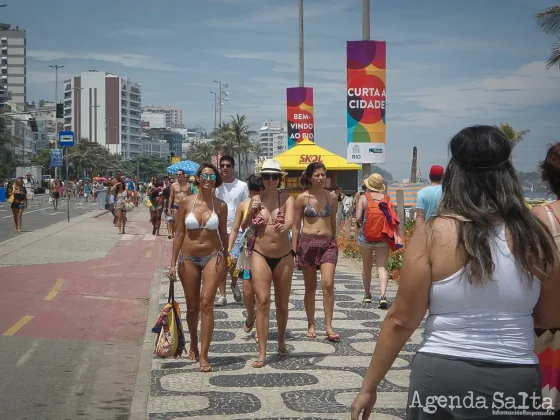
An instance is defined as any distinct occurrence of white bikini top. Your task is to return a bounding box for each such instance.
[185,195,219,230]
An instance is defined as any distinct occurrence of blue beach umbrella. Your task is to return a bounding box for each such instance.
[167,160,200,175]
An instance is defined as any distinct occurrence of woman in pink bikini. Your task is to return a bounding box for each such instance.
[242,159,295,368]
[293,162,340,342]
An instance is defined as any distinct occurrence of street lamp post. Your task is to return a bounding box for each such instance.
[209,91,217,135]
[361,0,371,176]
[49,64,64,179]
[213,80,228,128]
[299,0,304,87]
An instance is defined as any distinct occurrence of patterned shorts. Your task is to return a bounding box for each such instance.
[296,233,338,269]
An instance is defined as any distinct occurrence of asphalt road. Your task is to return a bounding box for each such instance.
[0,194,100,243]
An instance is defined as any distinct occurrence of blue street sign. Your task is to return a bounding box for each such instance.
[50,149,63,167]
[58,130,75,147]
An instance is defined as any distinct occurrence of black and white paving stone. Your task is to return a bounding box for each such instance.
[148,266,419,419]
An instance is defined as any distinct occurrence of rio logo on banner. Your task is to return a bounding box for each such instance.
[346,40,386,164]
[287,87,314,149]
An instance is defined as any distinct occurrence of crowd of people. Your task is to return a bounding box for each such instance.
[6,124,560,418]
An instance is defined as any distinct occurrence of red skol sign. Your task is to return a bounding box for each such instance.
[299,154,322,164]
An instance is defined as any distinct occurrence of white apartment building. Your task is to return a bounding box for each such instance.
[272,132,288,156]
[0,24,26,110]
[259,121,287,158]
[142,105,183,128]
[141,111,166,129]
[63,70,142,159]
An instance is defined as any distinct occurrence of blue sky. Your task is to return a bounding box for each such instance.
[10,0,560,180]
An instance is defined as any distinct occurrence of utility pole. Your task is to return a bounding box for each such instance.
[299,0,304,87]
[361,0,371,177]
[209,91,217,134]
[213,80,228,129]
[49,64,64,179]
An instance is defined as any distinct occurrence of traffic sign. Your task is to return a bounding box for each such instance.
[58,131,75,147]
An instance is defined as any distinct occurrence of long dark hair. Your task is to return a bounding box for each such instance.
[300,162,326,189]
[539,143,560,197]
[431,125,555,284]
[195,162,223,187]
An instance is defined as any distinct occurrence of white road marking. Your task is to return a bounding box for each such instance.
[16,341,39,366]
[2,207,52,218]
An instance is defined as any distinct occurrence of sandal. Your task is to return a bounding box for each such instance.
[326,331,341,342]
[244,316,256,333]
[305,331,317,339]
[251,359,266,368]
[188,350,199,361]
[199,365,212,372]
[277,348,290,357]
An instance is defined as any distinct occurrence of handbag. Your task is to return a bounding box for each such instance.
[124,201,135,212]
[152,278,185,358]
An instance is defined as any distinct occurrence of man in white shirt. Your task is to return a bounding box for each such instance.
[214,155,249,306]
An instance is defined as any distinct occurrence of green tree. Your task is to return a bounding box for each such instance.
[186,140,216,165]
[536,6,560,69]
[122,156,170,181]
[495,122,530,147]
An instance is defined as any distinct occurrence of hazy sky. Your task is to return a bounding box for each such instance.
[10,0,560,180]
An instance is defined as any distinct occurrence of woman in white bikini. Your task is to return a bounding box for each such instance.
[168,163,229,372]
[241,159,295,368]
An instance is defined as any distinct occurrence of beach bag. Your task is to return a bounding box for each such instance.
[234,227,255,280]
[152,279,185,358]
[124,200,135,212]
[363,193,389,242]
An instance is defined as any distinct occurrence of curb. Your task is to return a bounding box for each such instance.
[129,236,168,420]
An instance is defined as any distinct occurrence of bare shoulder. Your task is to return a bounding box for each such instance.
[180,194,194,208]
[215,197,227,211]
[281,191,295,206]
[428,217,458,248]
[295,191,308,203]
[329,190,337,200]
[531,204,547,221]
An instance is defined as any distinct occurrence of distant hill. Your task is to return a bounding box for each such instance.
[371,165,393,181]
[517,171,547,191]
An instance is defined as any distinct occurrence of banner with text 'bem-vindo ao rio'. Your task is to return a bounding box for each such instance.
[287,87,314,149]
[346,40,386,164]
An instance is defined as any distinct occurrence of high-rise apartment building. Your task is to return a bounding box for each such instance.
[259,121,287,158]
[142,105,183,128]
[63,70,142,159]
[0,24,26,110]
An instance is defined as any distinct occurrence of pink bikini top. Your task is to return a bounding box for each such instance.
[252,190,285,227]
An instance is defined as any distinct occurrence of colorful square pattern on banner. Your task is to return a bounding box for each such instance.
[346,40,387,164]
[287,87,314,149]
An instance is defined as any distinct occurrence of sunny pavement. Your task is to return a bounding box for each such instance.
[0,205,167,420]
[147,241,417,419]
[0,193,100,244]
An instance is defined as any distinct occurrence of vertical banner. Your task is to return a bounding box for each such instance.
[287,87,314,149]
[50,149,63,167]
[346,40,387,163]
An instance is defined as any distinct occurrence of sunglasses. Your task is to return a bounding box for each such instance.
[200,173,217,181]
[262,174,281,181]
[220,163,233,168]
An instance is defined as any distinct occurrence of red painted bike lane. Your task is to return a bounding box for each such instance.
[0,223,168,344]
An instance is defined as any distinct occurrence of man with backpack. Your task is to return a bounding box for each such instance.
[355,174,401,309]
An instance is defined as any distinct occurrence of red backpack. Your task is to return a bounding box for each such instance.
[363,193,390,242]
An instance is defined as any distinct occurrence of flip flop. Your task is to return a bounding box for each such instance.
[305,331,317,339]
[244,316,256,333]
[251,360,266,368]
[326,332,341,342]
[277,348,290,357]
[199,365,212,373]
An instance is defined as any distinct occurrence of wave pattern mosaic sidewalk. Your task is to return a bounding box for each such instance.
[148,267,420,419]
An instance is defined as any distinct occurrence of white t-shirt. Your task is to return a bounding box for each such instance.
[215,179,249,233]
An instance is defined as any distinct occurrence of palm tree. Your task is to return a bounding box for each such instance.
[536,6,560,69]
[495,122,530,148]
[228,114,256,178]
[187,140,215,164]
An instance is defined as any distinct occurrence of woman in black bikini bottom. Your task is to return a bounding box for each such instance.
[242,159,295,368]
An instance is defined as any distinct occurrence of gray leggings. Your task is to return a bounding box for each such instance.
[407,352,546,419]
